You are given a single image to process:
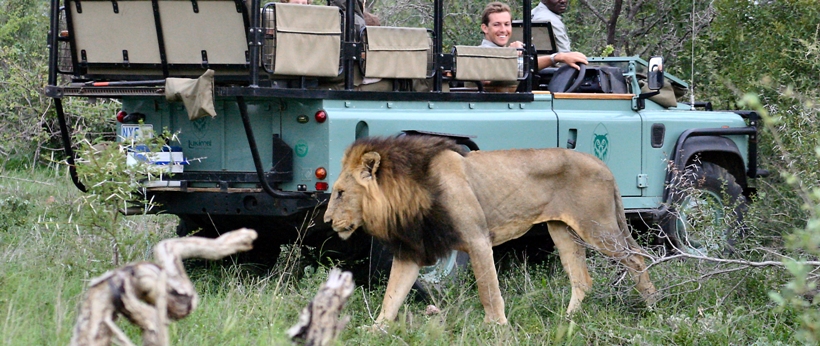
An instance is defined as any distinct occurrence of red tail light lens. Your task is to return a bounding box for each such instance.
[315,182,329,191]
[116,110,127,123]
[314,110,328,123]
[315,167,327,180]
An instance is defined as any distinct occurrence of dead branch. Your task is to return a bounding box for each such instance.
[70,228,257,346]
[645,248,820,269]
[287,269,355,346]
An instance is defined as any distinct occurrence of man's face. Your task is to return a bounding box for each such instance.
[481,11,513,47]
[543,0,568,14]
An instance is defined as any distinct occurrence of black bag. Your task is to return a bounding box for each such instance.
[545,65,628,93]
[575,66,627,93]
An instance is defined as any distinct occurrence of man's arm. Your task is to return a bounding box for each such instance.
[536,51,588,70]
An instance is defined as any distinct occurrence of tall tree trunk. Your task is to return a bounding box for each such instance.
[606,0,623,55]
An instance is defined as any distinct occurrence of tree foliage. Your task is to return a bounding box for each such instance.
[0,0,51,165]
[571,0,715,64]
[0,0,116,169]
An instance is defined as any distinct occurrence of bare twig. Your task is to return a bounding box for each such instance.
[0,175,56,186]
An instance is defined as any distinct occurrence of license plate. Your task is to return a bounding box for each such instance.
[119,124,154,141]
[126,145,188,173]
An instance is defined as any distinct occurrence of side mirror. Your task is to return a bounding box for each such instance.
[647,56,664,91]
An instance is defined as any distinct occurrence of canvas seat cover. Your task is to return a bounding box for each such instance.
[363,27,429,79]
[453,46,518,82]
[274,3,341,77]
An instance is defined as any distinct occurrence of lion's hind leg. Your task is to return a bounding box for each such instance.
[575,222,658,307]
[546,221,592,315]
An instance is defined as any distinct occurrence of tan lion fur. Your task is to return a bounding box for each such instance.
[324,136,657,325]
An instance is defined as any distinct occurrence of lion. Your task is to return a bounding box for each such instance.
[323,135,657,325]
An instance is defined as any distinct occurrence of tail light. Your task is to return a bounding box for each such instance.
[315,167,327,180]
[315,182,329,191]
[314,110,327,123]
[117,111,145,123]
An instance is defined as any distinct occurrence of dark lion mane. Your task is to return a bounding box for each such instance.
[344,135,467,265]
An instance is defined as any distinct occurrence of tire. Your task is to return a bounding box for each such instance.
[662,161,748,256]
[307,230,470,294]
[418,250,471,286]
[306,229,470,301]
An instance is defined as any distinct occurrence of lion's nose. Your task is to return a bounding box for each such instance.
[323,213,332,224]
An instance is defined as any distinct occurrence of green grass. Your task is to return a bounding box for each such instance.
[0,168,801,345]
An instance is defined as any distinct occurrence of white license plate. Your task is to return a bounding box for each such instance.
[119,124,154,141]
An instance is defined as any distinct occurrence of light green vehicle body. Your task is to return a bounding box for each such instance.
[121,57,750,214]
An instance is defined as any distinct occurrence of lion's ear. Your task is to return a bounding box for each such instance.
[360,151,381,180]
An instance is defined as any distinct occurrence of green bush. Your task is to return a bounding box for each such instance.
[0,0,117,169]
[0,195,32,230]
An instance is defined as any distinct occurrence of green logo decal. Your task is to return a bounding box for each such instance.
[295,140,309,157]
[592,123,610,163]
[191,117,210,139]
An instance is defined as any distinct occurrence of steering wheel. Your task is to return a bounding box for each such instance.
[547,63,587,93]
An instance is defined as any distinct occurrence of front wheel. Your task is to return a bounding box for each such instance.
[418,250,470,286]
[662,162,748,256]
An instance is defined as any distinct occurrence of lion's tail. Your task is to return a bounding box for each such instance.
[613,183,639,248]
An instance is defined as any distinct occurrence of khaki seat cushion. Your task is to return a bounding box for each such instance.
[453,46,518,82]
[363,26,429,79]
[273,3,341,77]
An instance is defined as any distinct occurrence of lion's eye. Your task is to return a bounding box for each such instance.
[336,190,344,199]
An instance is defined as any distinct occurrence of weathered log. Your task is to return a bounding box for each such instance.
[287,269,355,346]
[70,228,257,346]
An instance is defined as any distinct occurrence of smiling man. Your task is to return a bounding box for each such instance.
[531,0,570,52]
[480,2,586,70]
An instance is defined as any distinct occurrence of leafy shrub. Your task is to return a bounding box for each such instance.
[0,0,118,169]
[0,195,32,230]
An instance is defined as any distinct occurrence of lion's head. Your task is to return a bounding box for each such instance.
[323,136,465,264]
[322,149,378,240]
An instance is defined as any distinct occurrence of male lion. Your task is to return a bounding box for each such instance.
[323,135,657,325]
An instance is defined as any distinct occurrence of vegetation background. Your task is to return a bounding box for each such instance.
[1,0,820,344]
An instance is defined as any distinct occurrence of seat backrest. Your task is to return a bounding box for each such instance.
[159,0,248,67]
[69,0,162,75]
[265,3,342,77]
[68,0,249,78]
[452,46,518,82]
[362,26,430,79]
[511,20,557,55]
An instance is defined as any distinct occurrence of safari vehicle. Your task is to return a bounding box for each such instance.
[45,0,762,274]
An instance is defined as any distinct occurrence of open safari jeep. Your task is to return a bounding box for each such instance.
[46,0,764,271]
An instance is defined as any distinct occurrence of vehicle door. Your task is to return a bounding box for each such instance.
[552,94,643,197]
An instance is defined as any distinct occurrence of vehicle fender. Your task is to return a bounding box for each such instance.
[666,135,747,201]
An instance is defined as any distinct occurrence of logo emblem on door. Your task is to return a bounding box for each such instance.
[592,123,610,163]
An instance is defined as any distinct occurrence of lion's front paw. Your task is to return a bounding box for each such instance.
[484,315,508,325]
[359,322,389,334]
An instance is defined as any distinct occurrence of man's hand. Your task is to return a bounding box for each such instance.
[554,52,588,70]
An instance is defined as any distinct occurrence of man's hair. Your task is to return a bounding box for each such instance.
[481,2,511,26]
